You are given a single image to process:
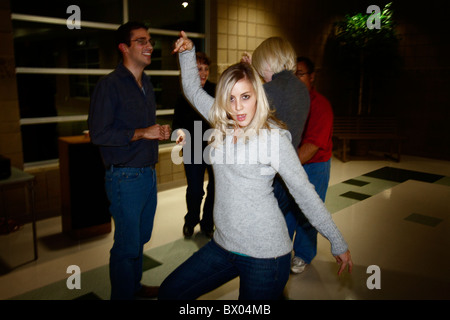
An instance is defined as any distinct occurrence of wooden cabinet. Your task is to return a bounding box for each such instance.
[59,136,111,239]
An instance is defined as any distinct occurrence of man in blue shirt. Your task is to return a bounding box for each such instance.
[88,21,171,300]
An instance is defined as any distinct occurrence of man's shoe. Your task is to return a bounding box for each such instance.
[291,256,308,274]
[135,285,159,299]
[183,223,194,238]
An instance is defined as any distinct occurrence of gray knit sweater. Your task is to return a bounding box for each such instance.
[178,48,348,258]
[264,70,310,148]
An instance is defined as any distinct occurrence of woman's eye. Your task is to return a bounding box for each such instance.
[242,95,250,100]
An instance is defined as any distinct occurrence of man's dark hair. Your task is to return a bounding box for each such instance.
[297,56,315,74]
[116,21,148,47]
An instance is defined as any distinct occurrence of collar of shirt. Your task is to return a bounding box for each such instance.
[116,61,150,94]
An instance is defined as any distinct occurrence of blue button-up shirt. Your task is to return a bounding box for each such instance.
[88,62,158,168]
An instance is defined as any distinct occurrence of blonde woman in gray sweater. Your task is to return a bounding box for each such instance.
[158,32,352,300]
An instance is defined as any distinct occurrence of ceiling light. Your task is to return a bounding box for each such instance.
[182,2,189,8]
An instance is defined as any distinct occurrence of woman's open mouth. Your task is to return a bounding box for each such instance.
[236,114,246,122]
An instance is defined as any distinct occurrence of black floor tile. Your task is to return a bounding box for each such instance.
[340,191,371,201]
[142,254,162,272]
[363,167,444,183]
[343,179,370,187]
[404,213,443,227]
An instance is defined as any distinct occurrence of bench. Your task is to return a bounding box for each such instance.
[333,117,404,162]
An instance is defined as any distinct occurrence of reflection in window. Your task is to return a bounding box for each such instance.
[129,0,205,32]
[12,0,205,163]
[13,21,118,69]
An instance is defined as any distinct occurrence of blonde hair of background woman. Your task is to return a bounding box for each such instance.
[251,37,297,77]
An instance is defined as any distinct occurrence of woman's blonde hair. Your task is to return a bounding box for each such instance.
[251,37,297,78]
[209,62,282,139]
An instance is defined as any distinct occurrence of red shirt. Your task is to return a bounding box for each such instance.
[300,89,333,164]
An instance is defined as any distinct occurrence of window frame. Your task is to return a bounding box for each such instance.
[12,1,208,166]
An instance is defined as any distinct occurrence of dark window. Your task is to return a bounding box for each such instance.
[12,0,205,163]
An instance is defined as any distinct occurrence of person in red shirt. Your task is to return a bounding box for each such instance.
[287,56,334,273]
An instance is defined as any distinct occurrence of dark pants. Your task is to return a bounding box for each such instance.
[183,161,214,232]
[158,240,291,300]
[105,166,157,300]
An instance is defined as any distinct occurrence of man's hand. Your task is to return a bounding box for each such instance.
[161,124,171,140]
[133,124,171,141]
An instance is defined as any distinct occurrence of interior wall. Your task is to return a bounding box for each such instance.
[212,0,450,160]
[0,0,23,169]
[2,0,449,221]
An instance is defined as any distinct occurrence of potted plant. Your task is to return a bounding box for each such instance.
[333,2,399,116]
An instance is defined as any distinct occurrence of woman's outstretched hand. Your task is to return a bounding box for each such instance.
[335,250,353,276]
[173,31,193,54]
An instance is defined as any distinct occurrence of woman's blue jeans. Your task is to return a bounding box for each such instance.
[105,166,157,300]
[158,240,291,300]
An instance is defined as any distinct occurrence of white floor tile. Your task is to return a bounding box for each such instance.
[1,155,449,300]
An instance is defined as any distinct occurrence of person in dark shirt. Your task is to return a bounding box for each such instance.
[88,21,171,300]
[287,56,334,274]
[172,52,216,239]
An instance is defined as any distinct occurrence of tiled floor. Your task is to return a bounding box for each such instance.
[0,154,449,300]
